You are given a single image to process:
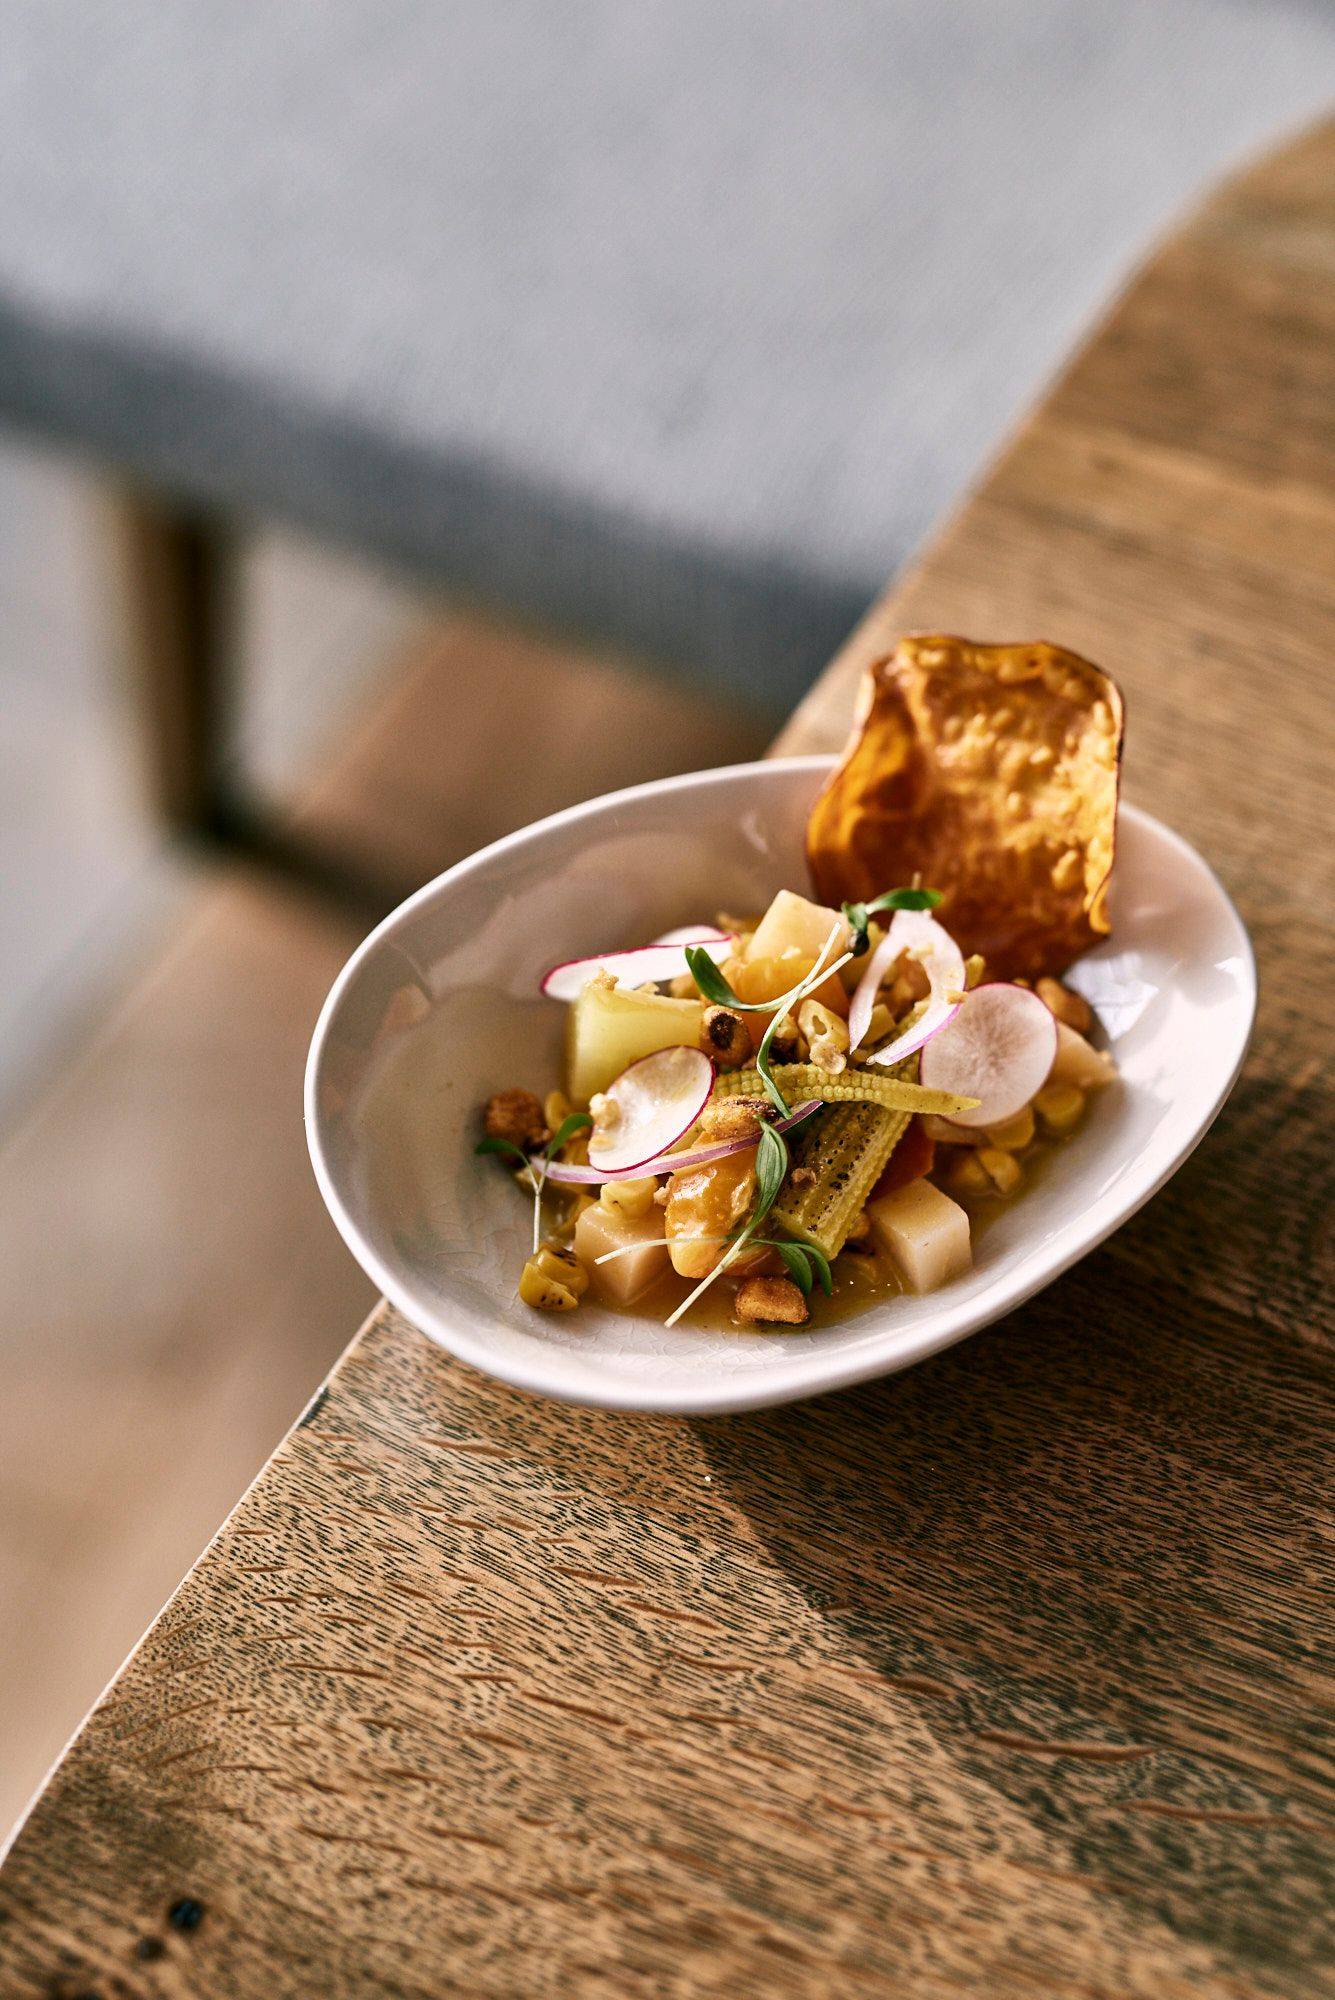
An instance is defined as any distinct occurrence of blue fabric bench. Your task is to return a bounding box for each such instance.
[1,1,1332,825]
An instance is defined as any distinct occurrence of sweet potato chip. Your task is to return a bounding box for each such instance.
[806,635,1123,981]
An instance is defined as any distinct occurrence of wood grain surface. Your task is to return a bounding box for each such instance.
[2,122,1333,2000]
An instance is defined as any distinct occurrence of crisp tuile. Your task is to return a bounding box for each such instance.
[806,636,1124,981]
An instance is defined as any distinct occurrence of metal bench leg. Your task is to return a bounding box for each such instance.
[105,488,236,841]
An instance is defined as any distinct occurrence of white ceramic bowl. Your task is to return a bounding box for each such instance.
[305,757,1255,1414]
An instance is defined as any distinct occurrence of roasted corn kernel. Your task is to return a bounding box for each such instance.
[519,1259,578,1311]
[599,1177,657,1220]
[947,1151,993,1198]
[701,1005,751,1070]
[983,1105,1035,1151]
[1035,1081,1085,1134]
[534,1243,590,1297]
[977,1147,1023,1195]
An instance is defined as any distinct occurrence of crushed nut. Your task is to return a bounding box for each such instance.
[484,1088,547,1149]
[701,1005,751,1070]
[735,1275,810,1326]
[589,1092,621,1133]
[699,1099,766,1143]
[789,1165,816,1187]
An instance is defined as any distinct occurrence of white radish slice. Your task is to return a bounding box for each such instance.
[587,1047,715,1174]
[853,910,966,1067]
[919,983,1058,1129]
[545,1099,820,1185]
[540,929,732,1000]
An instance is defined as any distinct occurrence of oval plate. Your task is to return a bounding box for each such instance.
[306,757,1255,1414]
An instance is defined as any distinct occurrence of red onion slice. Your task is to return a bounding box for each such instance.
[586,1047,715,1174]
[919,983,1058,1128]
[544,1100,821,1185]
[540,929,732,1000]
[850,910,966,1068]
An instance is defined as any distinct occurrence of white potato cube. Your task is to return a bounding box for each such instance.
[747,889,852,966]
[1050,1021,1116,1091]
[867,1180,972,1294]
[566,980,704,1103]
[575,1201,669,1306]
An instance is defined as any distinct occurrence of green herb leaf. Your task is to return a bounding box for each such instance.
[683,946,743,1007]
[754,1011,791,1117]
[842,885,944,954]
[801,1242,835,1296]
[475,1136,533,1168]
[546,1111,592,1157]
[773,1240,814,1295]
[754,1122,790,1219]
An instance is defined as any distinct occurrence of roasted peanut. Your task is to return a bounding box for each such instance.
[700,1005,751,1069]
[483,1088,547,1149]
[735,1275,810,1326]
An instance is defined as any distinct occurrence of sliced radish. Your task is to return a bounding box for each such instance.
[545,1099,820,1185]
[919,983,1058,1129]
[540,929,732,1001]
[853,910,966,1068]
[586,1047,715,1174]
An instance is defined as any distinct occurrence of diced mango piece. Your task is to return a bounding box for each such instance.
[867,1179,972,1294]
[748,889,852,966]
[574,1200,669,1305]
[566,978,703,1103]
[663,1149,758,1279]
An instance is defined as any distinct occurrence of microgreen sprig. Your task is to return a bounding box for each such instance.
[841,885,943,957]
[475,1111,592,1253]
[687,921,855,1119]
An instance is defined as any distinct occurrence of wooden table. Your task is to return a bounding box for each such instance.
[2,122,1331,2000]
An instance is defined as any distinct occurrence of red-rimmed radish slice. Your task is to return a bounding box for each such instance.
[919,983,1057,1129]
[649,925,730,948]
[586,1047,714,1174]
[853,910,966,1068]
[545,1099,820,1185]
[540,929,733,1000]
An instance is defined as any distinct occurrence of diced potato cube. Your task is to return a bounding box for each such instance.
[1049,1021,1116,1092]
[566,979,704,1103]
[575,1200,670,1305]
[747,889,852,967]
[867,1179,972,1294]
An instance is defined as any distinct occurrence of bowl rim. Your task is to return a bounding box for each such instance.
[305,756,1257,1414]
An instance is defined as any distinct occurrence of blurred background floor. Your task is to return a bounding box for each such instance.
[0,430,768,1839]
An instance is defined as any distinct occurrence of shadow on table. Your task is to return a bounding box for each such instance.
[690,1074,1332,1972]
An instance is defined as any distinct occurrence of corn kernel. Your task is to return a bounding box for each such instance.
[977,1148,1023,1195]
[964,954,986,990]
[535,1243,590,1297]
[1036,977,1093,1034]
[600,1177,656,1220]
[518,1259,578,1311]
[1035,1082,1085,1134]
[947,1151,993,1198]
[543,1089,572,1133]
[864,1001,895,1046]
[668,972,698,999]
[983,1106,1035,1152]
